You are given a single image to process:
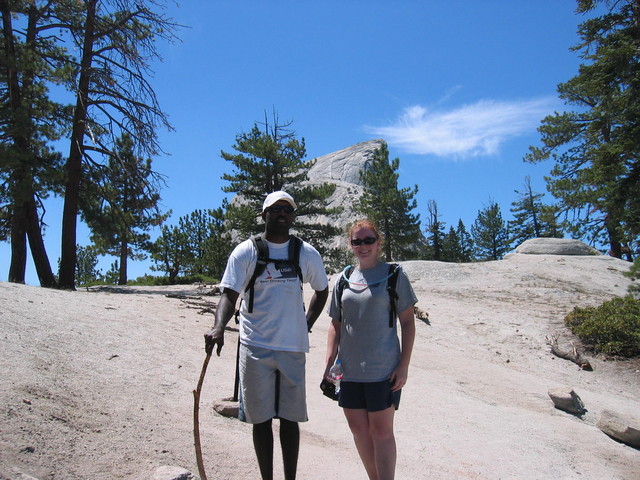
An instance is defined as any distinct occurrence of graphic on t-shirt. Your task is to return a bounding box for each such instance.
[263,261,297,280]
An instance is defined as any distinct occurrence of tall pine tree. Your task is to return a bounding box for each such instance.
[509,176,563,247]
[472,201,511,260]
[355,142,422,261]
[525,0,640,258]
[220,112,339,254]
[424,200,445,261]
[82,134,168,285]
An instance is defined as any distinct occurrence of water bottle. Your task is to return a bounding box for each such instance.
[329,360,343,394]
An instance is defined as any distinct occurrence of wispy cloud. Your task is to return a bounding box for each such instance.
[364,98,555,158]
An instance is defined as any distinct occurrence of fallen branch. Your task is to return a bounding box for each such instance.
[546,335,593,371]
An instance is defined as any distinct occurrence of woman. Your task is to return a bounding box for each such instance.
[325,219,417,480]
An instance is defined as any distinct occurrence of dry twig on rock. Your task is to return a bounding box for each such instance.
[546,334,593,371]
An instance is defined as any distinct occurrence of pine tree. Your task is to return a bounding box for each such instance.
[220,111,339,256]
[509,176,563,247]
[178,208,231,279]
[355,142,422,261]
[75,244,101,286]
[82,134,169,285]
[424,200,445,261]
[456,219,475,262]
[442,226,461,262]
[472,201,511,260]
[150,224,192,284]
[1,0,72,287]
[58,0,179,289]
[525,0,640,258]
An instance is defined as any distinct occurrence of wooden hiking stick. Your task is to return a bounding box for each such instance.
[193,352,211,480]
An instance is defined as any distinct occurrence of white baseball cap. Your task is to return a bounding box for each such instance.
[262,191,297,212]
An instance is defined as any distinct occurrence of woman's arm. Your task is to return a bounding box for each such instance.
[324,318,341,379]
[391,305,416,391]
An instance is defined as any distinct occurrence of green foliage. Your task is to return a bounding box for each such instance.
[565,296,640,357]
[423,200,445,261]
[220,112,340,261]
[524,1,640,257]
[626,257,640,297]
[471,200,511,260]
[356,142,422,261]
[178,208,231,279]
[150,224,192,284]
[75,245,102,286]
[456,219,475,262]
[82,134,169,285]
[509,176,563,247]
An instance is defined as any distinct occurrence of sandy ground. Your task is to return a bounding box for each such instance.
[1,252,640,480]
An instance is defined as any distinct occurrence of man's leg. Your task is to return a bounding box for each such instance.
[253,419,274,480]
[279,418,300,480]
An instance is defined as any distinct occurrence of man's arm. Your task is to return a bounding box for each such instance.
[204,288,240,356]
[306,286,328,333]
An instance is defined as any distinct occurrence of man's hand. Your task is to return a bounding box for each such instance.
[204,326,224,356]
[204,288,239,356]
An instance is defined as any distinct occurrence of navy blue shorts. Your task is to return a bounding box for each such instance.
[338,380,401,412]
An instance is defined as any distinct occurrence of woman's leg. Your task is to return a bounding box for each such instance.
[368,406,396,480]
[344,408,378,480]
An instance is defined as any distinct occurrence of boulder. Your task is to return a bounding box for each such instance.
[152,466,196,480]
[548,387,586,415]
[515,238,600,256]
[597,410,640,449]
[213,397,239,418]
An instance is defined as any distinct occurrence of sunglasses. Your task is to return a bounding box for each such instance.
[351,236,377,246]
[266,205,295,214]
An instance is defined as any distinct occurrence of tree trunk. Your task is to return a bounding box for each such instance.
[25,193,57,288]
[8,202,27,284]
[118,240,128,285]
[3,3,55,286]
[58,0,97,289]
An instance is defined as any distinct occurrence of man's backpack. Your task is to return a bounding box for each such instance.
[336,263,400,328]
[244,234,304,313]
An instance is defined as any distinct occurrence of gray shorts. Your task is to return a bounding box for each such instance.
[238,343,308,424]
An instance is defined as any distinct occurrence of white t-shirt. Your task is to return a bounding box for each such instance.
[220,237,328,353]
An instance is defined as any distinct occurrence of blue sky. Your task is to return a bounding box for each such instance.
[2,1,598,284]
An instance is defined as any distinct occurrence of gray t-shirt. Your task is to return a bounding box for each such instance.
[328,262,418,382]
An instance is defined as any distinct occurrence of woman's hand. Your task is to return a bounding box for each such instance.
[390,364,409,392]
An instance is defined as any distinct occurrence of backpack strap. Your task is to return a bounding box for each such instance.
[386,263,400,328]
[246,234,269,313]
[245,234,303,314]
[336,265,355,322]
[288,235,304,283]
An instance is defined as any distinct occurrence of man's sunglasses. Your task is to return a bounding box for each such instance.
[266,205,295,214]
[351,237,377,246]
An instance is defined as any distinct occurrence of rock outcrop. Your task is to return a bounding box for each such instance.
[515,238,600,256]
[302,139,386,248]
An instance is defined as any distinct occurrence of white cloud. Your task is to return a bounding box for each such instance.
[364,98,555,158]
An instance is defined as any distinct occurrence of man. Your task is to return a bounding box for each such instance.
[204,191,329,480]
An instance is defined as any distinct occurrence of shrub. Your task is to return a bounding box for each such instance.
[565,296,640,357]
[626,257,640,298]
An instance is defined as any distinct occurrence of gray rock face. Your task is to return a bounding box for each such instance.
[302,139,386,249]
[515,238,600,256]
[307,139,384,185]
